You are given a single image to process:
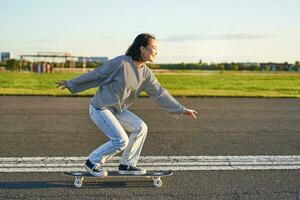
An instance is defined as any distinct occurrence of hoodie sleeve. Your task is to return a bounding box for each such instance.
[143,69,186,114]
[65,58,121,94]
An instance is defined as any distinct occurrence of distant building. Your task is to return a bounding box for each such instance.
[78,56,108,63]
[1,52,11,62]
[89,57,108,63]
[259,62,291,71]
[240,62,259,66]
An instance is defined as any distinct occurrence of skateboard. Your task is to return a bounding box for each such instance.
[64,170,173,188]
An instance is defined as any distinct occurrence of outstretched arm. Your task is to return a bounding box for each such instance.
[55,58,121,94]
[143,69,198,119]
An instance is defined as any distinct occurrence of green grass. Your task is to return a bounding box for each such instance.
[0,71,299,98]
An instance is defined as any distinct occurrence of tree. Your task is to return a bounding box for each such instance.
[295,61,300,71]
[249,63,259,71]
[5,59,19,70]
[86,62,99,68]
[225,63,238,70]
[217,64,225,71]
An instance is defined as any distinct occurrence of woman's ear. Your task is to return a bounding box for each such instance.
[140,46,146,53]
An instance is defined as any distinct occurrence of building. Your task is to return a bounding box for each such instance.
[20,52,76,73]
[88,56,108,63]
[78,56,108,63]
[1,52,11,62]
[259,62,292,71]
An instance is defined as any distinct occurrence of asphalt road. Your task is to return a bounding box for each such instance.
[0,96,299,199]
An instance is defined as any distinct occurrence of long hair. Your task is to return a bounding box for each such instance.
[126,33,156,61]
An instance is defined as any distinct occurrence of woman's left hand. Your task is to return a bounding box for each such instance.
[55,80,67,90]
[183,108,198,119]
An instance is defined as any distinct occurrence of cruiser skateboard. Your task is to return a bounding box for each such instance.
[64,170,173,188]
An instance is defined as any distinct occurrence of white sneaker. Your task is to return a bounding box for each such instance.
[84,159,108,177]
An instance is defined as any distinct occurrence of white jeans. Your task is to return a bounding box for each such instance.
[88,104,147,166]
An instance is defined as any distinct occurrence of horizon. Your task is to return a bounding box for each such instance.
[1,0,299,63]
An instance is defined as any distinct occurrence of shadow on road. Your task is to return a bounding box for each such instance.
[0,181,66,189]
[0,180,154,189]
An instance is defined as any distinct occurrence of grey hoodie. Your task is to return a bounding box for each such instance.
[66,55,186,114]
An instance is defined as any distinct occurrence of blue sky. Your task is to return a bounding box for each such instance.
[1,0,299,63]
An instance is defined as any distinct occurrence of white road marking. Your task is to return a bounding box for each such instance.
[0,156,299,172]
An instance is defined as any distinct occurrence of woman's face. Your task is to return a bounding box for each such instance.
[141,38,158,62]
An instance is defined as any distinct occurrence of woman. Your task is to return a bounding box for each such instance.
[56,33,198,176]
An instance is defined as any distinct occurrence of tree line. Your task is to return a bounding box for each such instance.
[147,61,300,71]
[1,59,300,72]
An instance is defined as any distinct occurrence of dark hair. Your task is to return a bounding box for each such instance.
[126,33,156,61]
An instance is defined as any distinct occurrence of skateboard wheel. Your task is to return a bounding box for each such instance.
[153,178,162,188]
[74,178,82,188]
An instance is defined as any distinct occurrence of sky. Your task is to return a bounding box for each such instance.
[0,0,300,63]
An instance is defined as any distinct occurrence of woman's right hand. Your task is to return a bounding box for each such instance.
[183,108,198,119]
[55,80,67,90]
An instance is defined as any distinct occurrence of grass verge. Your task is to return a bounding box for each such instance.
[0,71,299,98]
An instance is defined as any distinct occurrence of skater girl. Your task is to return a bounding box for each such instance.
[56,33,197,176]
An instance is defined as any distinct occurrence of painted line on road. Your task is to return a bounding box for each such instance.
[0,156,299,172]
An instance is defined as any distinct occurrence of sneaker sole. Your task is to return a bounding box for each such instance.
[118,170,147,175]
